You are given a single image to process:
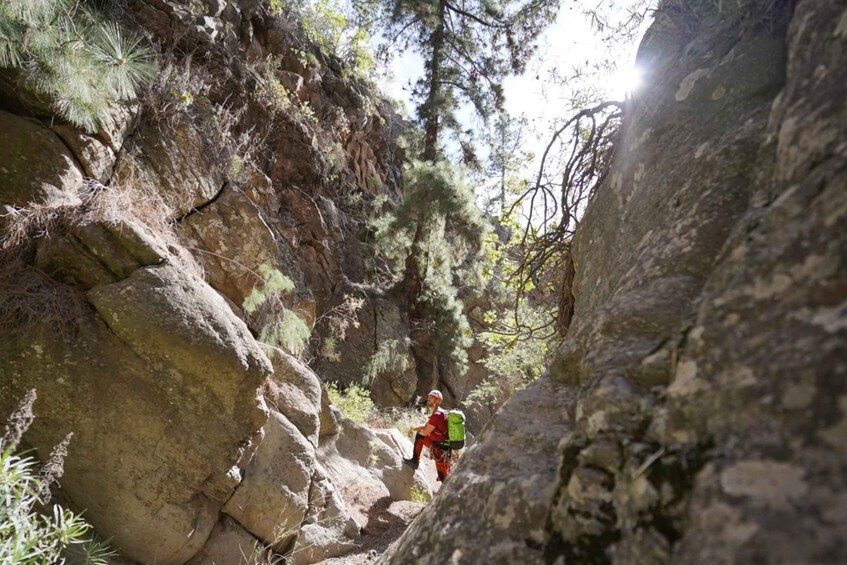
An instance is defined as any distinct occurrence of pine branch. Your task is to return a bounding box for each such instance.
[444,1,506,28]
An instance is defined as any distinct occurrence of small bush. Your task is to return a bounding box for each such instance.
[376,406,427,437]
[141,58,261,185]
[259,311,311,357]
[325,382,374,423]
[243,264,312,357]
[362,338,410,386]
[243,265,296,314]
[408,485,430,503]
[315,293,364,362]
[1,390,112,564]
[254,56,340,145]
[269,0,374,77]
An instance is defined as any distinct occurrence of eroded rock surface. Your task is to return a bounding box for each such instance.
[1,254,271,564]
[386,1,847,563]
[0,110,84,207]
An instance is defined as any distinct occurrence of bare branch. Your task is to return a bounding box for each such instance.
[444,1,506,28]
[503,99,624,338]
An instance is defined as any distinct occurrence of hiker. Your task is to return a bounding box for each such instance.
[403,389,452,481]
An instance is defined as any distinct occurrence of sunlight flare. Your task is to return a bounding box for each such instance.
[612,65,643,97]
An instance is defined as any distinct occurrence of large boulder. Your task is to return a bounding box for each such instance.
[290,463,360,564]
[318,413,436,522]
[35,218,170,289]
[51,124,117,184]
[223,410,314,552]
[186,515,268,565]
[1,256,271,564]
[384,1,847,563]
[0,110,83,207]
[224,408,361,563]
[265,347,323,447]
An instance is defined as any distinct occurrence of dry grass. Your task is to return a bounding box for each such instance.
[2,180,171,251]
[139,55,269,186]
[1,389,36,451]
[0,260,88,337]
[0,180,197,336]
[365,406,427,437]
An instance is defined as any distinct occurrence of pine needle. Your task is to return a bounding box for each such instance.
[0,0,157,131]
[91,21,157,100]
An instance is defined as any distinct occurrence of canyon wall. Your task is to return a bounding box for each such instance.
[384,1,847,563]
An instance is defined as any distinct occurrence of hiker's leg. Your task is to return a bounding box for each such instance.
[434,458,448,481]
[437,448,453,477]
[413,434,434,460]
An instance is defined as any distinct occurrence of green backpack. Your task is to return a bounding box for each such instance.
[446,410,466,450]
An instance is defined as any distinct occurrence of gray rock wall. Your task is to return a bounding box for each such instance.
[384,1,846,563]
[0,1,420,562]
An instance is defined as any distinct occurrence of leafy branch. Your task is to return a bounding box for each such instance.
[0,0,156,132]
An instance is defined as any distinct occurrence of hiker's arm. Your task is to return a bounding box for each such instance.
[416,423,436,436]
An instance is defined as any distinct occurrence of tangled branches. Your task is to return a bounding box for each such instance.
[508,100,623,336]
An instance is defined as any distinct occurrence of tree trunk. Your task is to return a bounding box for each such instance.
[422,0,447,162]
[405,0,447,303]
[407,0,448,396]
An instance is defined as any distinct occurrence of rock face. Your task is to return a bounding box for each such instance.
[0,1,429,563]
[0,110,84,207]
[318,297,419,406]
[223,411,314,551]
[1,235,272,564]
[385,1,847,563]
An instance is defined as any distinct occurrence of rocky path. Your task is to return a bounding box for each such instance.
[318,474,438,564]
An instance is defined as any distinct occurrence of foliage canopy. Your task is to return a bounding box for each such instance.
[357,0,559,161]
[372,160,487,377]
[0,0,156,131]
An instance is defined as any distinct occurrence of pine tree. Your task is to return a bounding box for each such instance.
[484,111,530,216]
[0,0,156,132]
[359,0,559,391]
[359,0,559,161]
[364,0,560,302]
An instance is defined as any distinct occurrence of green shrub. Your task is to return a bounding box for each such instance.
[315,293,364,363]
[0,0,156,131]
[1,390,112,564]
[408,484,430,503]
[325,382,374,423]
[259,310,311,357]
[243,264,311,357]
[464,378,503,407]
[243,265,296,314]
[269,0,374,76]
[362,338,410,386]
